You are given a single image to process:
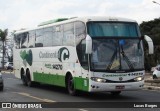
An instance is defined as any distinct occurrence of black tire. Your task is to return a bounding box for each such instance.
[67,74,76,96]
[21,70,27,86]
[153,75,158,79]
[111,91,121,96]
[26,70,33,87]
[0,85,3,91]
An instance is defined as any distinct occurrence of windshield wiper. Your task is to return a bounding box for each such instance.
[106,48,118,70]
[121,46,134,70]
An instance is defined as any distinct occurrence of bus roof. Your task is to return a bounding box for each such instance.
[14,16,137,34]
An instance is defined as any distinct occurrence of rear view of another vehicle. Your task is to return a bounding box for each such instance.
[8,62,13,70]
[4,62,13,70]
[0,72,3,91]
[153,65,160,79]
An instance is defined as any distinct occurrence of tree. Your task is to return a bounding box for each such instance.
[140,18,160,70]
[0,29,8,69]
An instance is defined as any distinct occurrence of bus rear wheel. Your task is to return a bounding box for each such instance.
[21,70,27,86]
[26,70,33,87]
[67,74,76,96]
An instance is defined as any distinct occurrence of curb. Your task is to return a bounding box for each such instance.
[1,71,13,74]
[144,79,160,90]
[144,85,160,90]
[145,79,160,82]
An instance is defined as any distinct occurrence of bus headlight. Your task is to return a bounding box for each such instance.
[91,77,106,83]
[134,76,144,82]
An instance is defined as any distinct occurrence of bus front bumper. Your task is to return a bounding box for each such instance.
[89,80,144,92]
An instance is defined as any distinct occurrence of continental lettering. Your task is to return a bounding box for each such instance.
[39,51,58,58]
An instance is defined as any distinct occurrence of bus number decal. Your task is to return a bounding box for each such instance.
[45,64,63,70]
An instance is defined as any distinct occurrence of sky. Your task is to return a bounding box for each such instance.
[0,0,160,32]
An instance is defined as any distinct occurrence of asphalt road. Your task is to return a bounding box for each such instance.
[1,72,160,111]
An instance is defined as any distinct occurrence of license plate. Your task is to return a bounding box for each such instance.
[116,85,125,89]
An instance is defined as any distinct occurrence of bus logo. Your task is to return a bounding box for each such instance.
[119,77,123,81]
[58,47,70,62]
[20,50,33,66]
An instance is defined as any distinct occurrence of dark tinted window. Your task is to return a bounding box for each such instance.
[21,32,28,48]
[9,63,13,65]
[14,34,21,49]
[88,22,139,37]
[76,39,88,70]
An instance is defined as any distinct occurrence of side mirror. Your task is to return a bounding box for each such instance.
[144,35,154,54]
[85,35,92,54]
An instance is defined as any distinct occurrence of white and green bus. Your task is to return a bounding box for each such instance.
[13,17,153,95]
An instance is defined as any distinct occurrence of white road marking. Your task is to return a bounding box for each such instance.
[79,109,89,111]
[6,78,17,80]
[1,71,13,74]
[13,92,56,102]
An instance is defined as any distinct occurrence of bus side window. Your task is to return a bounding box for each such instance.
[14,34,21,49]
[75,21,87,70]
[53,25,63,46]
[35,29,44,47]
[52,26,58,46]
[75,21,86,45]
[43,27,53,47]
[76,40,88,70]
[21,32,28,48]
[63,23,74,46]
[28,31,35,48]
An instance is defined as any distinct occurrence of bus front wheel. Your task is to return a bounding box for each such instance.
[110,91,121,96]
[0,85,3,91]
[67,74,76,96]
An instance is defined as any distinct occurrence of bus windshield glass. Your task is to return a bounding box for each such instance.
[91,39,144,71]
[87,22,139,37]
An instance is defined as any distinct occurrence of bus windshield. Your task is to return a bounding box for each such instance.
[87,22,139,37]
[91,39,144,71]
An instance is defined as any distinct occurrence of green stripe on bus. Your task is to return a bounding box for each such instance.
[33,72,65,87]
[74,77,89,91]
[33,72,89,91]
